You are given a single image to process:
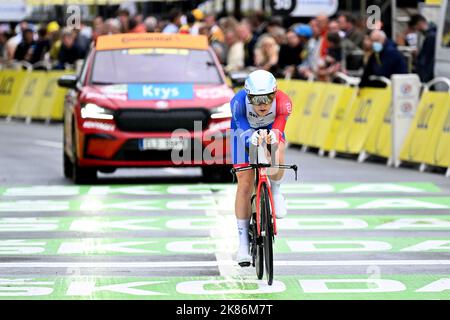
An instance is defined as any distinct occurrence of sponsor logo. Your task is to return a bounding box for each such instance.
[128,84,193,100]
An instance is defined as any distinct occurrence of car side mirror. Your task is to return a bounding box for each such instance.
[228,71,250,88]
[57,74,79,90]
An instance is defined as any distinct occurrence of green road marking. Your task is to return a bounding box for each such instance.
[1,215,450,232]
[1,237,450,255]
[1,197,450,212]
[0,182,442,197]
[0,275,448,299]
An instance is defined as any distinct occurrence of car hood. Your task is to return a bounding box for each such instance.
[79,84,234,110]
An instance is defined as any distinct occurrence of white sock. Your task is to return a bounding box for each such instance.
[237,218,250,248]
[270,179,281,195]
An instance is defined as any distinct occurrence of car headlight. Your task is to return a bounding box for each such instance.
[211,103,232,119]
[81,103,114,120]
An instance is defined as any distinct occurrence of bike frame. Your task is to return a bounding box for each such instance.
[232,162,298,237]
[255,165,277,236]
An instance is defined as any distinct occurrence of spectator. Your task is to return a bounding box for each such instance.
[30,27,51,65]
[105,18,121,34]
[338,12,365,49]
[162,9,183,34]
[359,30,408,88]
[179,12,195,34]
[190,9,205,35]
[278,28,304,79]
[73,26,91,59]
[316,15,330,59]
[218,17,240,35]
[117,9,131,33]
[14,28,35,62]
[328,20,343,37]
[405,14,429,50]
[316,32,342,82]
[268,26,286,46]
[129,15,147,33]
[144,16,158,33]
[248,11,267,37]
[417,21,437,82]
[199,24,226,65]
[362,33,373,65]
[92,16,106,41]
[406,14,436,82]
[397,16,419,48]
[204,14,224,43]
[6,21,29,60]
[224,29,244,73]
[55,28,81,70]
[254,34,279,74]
[298,20,320,79]
[134,14,144,26]
[0,30,9,62]
[266,16,284,35]
[327,32,343,62]
[236,21,258,68]
[48,21,62,62]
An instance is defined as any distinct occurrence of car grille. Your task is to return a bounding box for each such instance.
[115,108,210,132]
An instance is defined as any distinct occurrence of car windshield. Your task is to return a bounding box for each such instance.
[91,48,223,85]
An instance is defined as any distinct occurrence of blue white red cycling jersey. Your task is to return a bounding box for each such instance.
[230,89,292,165]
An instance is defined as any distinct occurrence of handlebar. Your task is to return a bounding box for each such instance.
[231,164,299,183]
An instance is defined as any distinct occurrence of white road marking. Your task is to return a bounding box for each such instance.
[33,140,62,149]
[204,195,238,277]
[1,260,450,268]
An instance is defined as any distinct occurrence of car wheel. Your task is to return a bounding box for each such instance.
[72,161,97,185]
[72,123,97,185]
[63,151,73,179]
[202,166,233,183]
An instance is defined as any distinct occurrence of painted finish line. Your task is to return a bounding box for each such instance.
[1,237,450,255]
[1,260,450,268]
[0,183,441,197]
[1,215,450,232]
[0,275,449,299]
[1,197,450,212]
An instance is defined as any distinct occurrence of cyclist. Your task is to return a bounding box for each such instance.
[230,69,292,266]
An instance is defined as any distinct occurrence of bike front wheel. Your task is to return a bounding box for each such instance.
[260,183,274,285]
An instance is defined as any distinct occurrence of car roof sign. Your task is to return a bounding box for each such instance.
[96,33,209,51]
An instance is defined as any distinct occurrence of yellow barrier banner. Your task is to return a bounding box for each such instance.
[14,71,48,118]
[364,87,393,158]
[400,91,449,164]
[424,94,450,167]
[296,82,327,146]
[0,70,70,120]
[332,95,360,153]
[37,71,69,120]
[278,79,311,145]
[0,70,28,117]
[307,84,357,150]
[334,87,391,154]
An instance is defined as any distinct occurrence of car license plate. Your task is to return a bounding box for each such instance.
[139,138,187,151]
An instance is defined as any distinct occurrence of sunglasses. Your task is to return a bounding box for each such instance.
[247,93,276,105]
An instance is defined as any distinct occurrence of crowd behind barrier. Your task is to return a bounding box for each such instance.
[0,8,448,176]
[278,76,450,177]
[0,8,437,81]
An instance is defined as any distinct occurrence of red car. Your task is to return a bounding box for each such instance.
[58,33,235,184]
